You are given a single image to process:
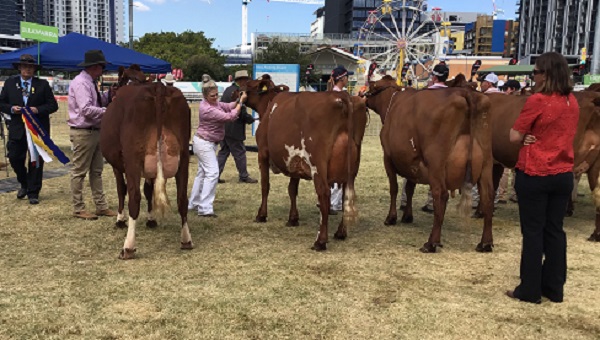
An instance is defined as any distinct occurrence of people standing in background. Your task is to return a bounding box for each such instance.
[0,54,58,205]
[217,70,258,184]
[506,52,579,304]
[68,50,117,220]
[188,75,247,217]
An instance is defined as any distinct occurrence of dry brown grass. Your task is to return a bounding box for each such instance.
[0,105,599,339]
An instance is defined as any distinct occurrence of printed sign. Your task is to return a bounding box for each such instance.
[20,22,59,43]
[251,64,300,135]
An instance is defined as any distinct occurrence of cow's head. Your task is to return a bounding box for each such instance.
[446,74,478,91]
[117,64,148,88]
[242,74,288,118]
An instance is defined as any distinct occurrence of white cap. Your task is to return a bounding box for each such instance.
[497,80,505,87]
[484,73,499,84]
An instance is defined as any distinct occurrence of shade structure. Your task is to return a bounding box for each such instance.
[0,33,171,73]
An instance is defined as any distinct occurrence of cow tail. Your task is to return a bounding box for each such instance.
[457,90,475,217]
[153,84,170,218]
[343,94,358,227]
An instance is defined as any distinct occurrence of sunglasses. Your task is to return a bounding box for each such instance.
[532,69,544,75]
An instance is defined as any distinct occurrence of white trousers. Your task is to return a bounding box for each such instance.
[189,136,219,215]
[331,184,343,211]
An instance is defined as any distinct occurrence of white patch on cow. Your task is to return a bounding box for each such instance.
[270,103,278,116]
[284,137,318,178]
[147,211,155,222]
[123,216,137,250]
[116,211,127,223]
[409,137,416,152]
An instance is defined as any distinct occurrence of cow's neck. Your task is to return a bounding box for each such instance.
[247,92,278,119]
[369,88,398,124]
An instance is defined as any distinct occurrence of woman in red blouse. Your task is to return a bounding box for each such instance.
[507,52,579,304]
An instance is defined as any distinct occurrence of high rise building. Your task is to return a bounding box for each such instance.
[516,0,598,63]
[464,15,519,57]
[0,0,46,52]
[45,0,125,44]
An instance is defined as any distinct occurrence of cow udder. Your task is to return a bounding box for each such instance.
[143,129,181,179]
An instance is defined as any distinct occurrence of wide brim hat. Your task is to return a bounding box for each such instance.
[162,73,176,84]
[234,70,250,80]
[77,49,110,67]
[13,54,42,70]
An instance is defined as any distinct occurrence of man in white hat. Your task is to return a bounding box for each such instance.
[217,70,258,183]
[162,73,176,87]
[480,72,503,94]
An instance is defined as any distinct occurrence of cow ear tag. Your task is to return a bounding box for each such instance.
[262,85,268,92]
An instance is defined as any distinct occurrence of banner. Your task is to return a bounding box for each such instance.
[20,22,59,43]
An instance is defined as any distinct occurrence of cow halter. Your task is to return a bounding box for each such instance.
[384,91,399,120]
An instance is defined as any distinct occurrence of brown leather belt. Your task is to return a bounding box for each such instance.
[70,126,100,131]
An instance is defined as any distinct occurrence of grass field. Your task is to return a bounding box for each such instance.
[0,105,599,339]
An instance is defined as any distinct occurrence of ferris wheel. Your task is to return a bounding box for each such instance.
[357,0,448,84]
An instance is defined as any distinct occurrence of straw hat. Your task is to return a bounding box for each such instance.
[163,73,176,84]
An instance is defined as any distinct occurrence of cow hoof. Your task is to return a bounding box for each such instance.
[334,231,347,240]
[115,220,127,229]
[180,241,194,250]
[471,211,484,219]
[286,220,299,227]
[384,217,397,225]
[588,232,600,242]
[400,215,413,224]
[146,220,158,229]
[255,216,267,223]
[118,248,136,260]
[476,242,494,252]
[311,241,327,251]
[419,242,442,253]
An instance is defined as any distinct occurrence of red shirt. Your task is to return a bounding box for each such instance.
[512,93,579,176]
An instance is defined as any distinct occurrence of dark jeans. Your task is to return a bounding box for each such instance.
[217,137,249,180]
[513,170,572,302]
[7,137,44,198]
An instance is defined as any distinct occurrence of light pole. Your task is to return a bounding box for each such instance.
[592,4,600,74]
[129,0,134,49]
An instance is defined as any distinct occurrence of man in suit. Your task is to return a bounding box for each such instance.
[217,70,258,184]
[0,54,58,204]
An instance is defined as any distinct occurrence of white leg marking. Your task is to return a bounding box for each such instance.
[181,221,193,245]
[147,210,155,221]
[116,211,127,223]
[123,217,137,250]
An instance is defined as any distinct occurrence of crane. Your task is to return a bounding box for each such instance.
[241,0,324,51]
[492,0,504,20]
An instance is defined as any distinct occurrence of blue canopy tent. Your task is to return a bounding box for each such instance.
[0,33,171,73]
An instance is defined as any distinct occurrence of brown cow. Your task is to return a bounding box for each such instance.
[483,91,600,241]
[242,75,367,250]
[101,67,193,259]
[365,76,494,253]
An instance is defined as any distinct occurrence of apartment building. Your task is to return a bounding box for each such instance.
[517,0,598,63]
[45,0,124,44]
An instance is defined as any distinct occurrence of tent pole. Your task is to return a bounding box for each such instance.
[129,0,134,49]
[37,42,40,77]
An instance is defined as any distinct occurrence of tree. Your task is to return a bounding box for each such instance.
[132,31,226,80]
[186,54,226,82]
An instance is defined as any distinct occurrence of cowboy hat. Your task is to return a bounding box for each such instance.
[234,70,250,80]
[13,54,42,70]
[162,73,176,84]
[77,50,110,67]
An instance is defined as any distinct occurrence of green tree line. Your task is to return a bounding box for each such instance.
[130,31,319,82]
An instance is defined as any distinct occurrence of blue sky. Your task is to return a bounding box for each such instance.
[130,0,518,49]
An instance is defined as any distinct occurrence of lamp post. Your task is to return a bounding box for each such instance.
[592,4,600,74]
[129,0,134,49]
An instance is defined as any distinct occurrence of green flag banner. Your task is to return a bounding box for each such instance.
[20,22,58,43]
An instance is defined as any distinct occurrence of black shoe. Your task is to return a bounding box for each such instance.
[421,205,434,213]
[239,176,258,184]
[29,198,39,205]
[17,188,27,199]
[218,179,226,184]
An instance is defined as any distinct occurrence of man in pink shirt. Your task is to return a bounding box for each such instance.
[68,50,117,220]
